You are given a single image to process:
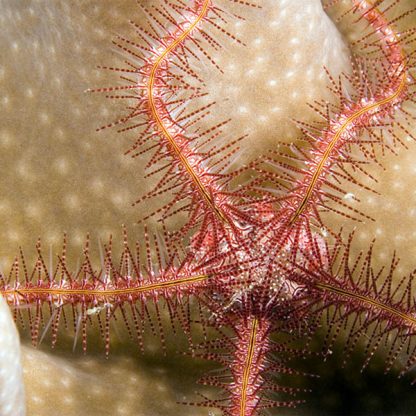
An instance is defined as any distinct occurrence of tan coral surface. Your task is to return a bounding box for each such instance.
[0,0,415,415]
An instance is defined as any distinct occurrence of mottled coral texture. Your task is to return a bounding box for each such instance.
[0,0,416,415]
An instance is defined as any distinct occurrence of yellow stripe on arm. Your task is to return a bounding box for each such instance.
[288,72,407,227]
[240,317,258,416]
[1,274,210,300]
[315,281,416,327]
[147,0,230,224]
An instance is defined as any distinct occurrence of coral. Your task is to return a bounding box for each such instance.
[0,298,25,416]
[1,0,416,415]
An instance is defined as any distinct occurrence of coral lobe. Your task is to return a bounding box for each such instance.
[2,0,416,415]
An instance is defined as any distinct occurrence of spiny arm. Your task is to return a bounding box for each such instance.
[190,313,305,416]
[288,233,416,379]
[2,230,219,357]
[257,0,415,248]
[91,0,262,246]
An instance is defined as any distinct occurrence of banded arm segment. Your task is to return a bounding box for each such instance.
[289,234,416,378]
[1,234,215,357]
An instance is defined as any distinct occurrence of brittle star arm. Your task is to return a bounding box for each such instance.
[91,0,262,245]
[0,235,216,357]
[256,0,413,250]
[192,313,306,416]
[287,235,416,377]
